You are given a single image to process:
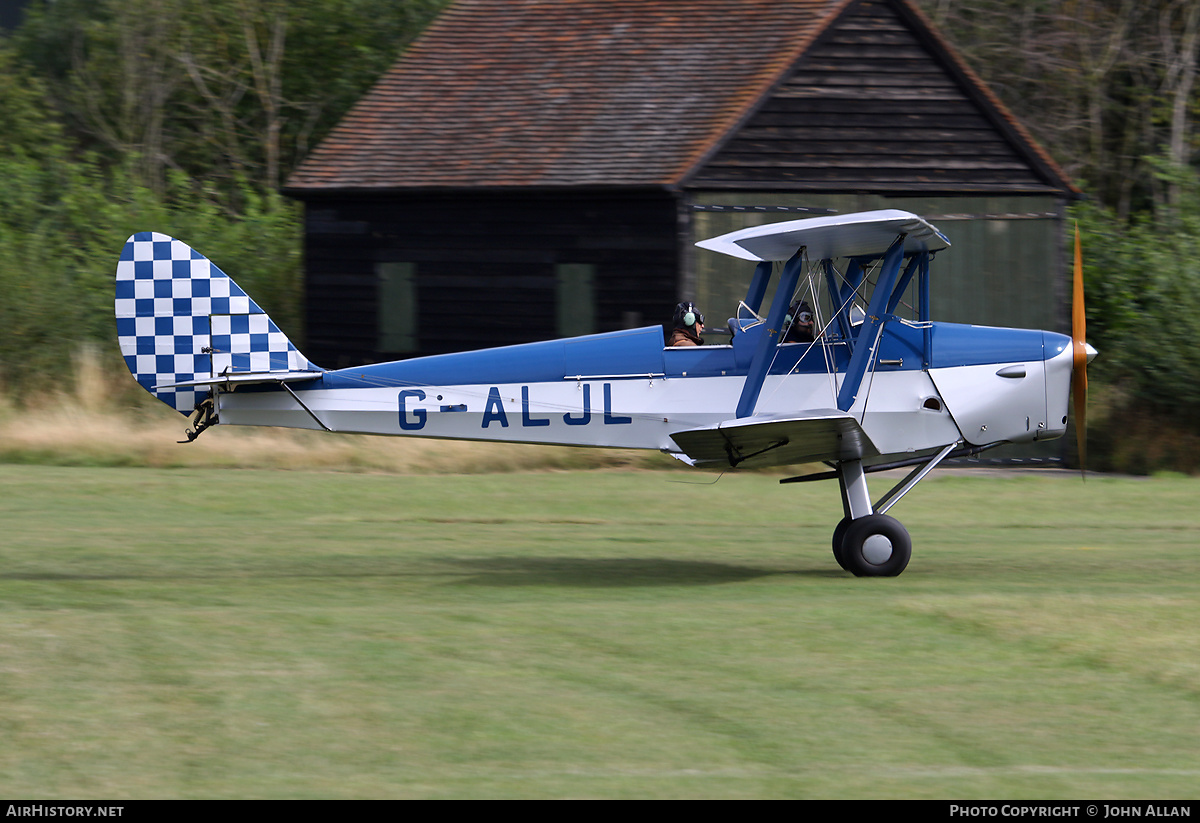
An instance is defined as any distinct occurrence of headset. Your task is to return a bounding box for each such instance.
[674,302,704,328]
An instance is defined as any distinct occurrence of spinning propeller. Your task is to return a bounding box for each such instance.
[1071,224,1097,476]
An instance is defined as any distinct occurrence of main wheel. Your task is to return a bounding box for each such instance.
[839,514,911,577]
[831,516,852,571]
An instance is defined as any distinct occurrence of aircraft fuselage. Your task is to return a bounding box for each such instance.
[216,320,1074,466]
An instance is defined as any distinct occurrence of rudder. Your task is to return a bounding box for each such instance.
[114,232,315,414]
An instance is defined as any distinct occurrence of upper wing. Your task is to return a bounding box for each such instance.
[694,209,950,262]
[668,410,880,469]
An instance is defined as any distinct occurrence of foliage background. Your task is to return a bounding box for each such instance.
[926,0,1200,472]
[0,0,1198,472]
[0,0,448,393]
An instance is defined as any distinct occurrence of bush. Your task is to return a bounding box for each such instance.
[1075,162,1200,473]
[0,154,301,397]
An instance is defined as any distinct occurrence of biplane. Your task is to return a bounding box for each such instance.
[114,209,1095,577]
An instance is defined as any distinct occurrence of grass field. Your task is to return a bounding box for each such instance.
[1,463,1198,798]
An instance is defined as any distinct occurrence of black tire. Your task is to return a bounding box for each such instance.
[840,514,912,577]
[831,516,852,571]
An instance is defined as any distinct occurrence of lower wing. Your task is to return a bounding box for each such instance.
[668,410,879,469]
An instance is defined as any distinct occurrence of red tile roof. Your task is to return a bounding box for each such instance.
[287,0,848,190]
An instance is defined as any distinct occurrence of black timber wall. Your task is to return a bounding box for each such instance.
[690,0,1062,194]
[300,189,680,369]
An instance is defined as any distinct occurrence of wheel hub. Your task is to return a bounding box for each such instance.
[862,533,894,565]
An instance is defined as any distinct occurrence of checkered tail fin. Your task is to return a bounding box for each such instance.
[115,232,318,414]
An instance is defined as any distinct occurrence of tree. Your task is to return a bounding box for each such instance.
[1159,0,1199,210]
[1073,160,1200,470]
[919,0,1200,220]
[12,0,449,203]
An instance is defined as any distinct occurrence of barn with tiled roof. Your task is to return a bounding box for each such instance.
[285,0,1076,369]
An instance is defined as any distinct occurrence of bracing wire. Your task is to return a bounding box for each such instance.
[754,255,875,411]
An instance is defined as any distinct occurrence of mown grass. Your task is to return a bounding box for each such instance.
[0,464,1197,798]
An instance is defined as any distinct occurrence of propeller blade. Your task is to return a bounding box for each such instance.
[1072,223,1088,477]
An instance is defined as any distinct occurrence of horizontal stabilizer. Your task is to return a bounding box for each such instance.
[669,410,880,469]
[695,210,949,262]
[153,371,323,390]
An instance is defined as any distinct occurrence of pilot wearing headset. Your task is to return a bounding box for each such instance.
[667,302,705,347]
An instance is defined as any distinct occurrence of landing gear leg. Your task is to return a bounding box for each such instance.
[832,460,870,571]
[833,459,912,577]
[828,443,959,576]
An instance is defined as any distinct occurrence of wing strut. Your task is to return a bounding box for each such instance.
[835,235,907,412]
[735,249,805,418]
[744,260,773,315]
[824,259,864,347]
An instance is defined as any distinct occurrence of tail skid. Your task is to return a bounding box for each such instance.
[114,232,320,414]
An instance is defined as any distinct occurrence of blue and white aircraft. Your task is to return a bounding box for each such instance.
[114,210,1095,577]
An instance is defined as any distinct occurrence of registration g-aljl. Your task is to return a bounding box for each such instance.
[114,210,1095,577]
